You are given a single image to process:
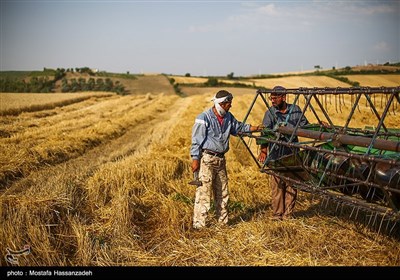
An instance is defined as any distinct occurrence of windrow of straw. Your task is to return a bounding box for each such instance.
[0,92,114,116]
[0,93,178,188]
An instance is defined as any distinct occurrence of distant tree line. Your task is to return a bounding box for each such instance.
[0,76,55,93]
[61,77,125,94]
[0,67,126,94]
[167,76,184,97]
[167,72,256,95]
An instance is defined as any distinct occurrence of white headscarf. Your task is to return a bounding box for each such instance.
[211,94,233,117]
[214,103,226,117]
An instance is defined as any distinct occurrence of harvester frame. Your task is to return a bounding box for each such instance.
[239,86,400,228]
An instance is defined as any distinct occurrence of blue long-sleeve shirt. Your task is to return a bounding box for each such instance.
[262,103,309,160]
[190,107,251,160]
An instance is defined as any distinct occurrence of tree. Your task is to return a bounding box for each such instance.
[227,72,234,79]
[87,78,95,90]
[95,78,104,91]
[205,77,218,87]
[104,78,113,91]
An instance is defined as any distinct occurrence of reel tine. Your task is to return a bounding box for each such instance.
[349,205,356,219]
[388,220,398,235]
[372,212,378,228]
[373,93,376,111]
[351,93,353,107]
[335,94,338,113]
[376,215,386,235]
[322,196,329,209]
[366,211,374,227]
[354,206,360,220]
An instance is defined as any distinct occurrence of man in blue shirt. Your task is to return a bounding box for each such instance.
[258,86,309,221]
[190,90,260,229]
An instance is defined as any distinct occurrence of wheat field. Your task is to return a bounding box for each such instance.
[0,76,399,267]
[170,73,400,89]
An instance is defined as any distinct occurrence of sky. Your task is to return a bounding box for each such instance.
[0,0,399,77]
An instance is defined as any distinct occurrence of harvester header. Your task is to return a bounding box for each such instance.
[239,86,400,226]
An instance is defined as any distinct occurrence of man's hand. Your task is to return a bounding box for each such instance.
[251,124,265,132]
[191,159,200,172]
[258,148,268,163]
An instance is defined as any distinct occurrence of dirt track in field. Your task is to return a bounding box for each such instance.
[3,94,190,195]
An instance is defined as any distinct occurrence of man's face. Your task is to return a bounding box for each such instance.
[269,94,286,108]
[219,101,232,112]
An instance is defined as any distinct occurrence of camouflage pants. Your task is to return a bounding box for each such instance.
[270,175,297,218]
[193,153,229,229]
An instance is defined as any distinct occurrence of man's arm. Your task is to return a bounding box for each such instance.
[190,114,207,172]
[250,125,264,132]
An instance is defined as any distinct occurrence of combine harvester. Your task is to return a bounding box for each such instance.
[239,86,400,232]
